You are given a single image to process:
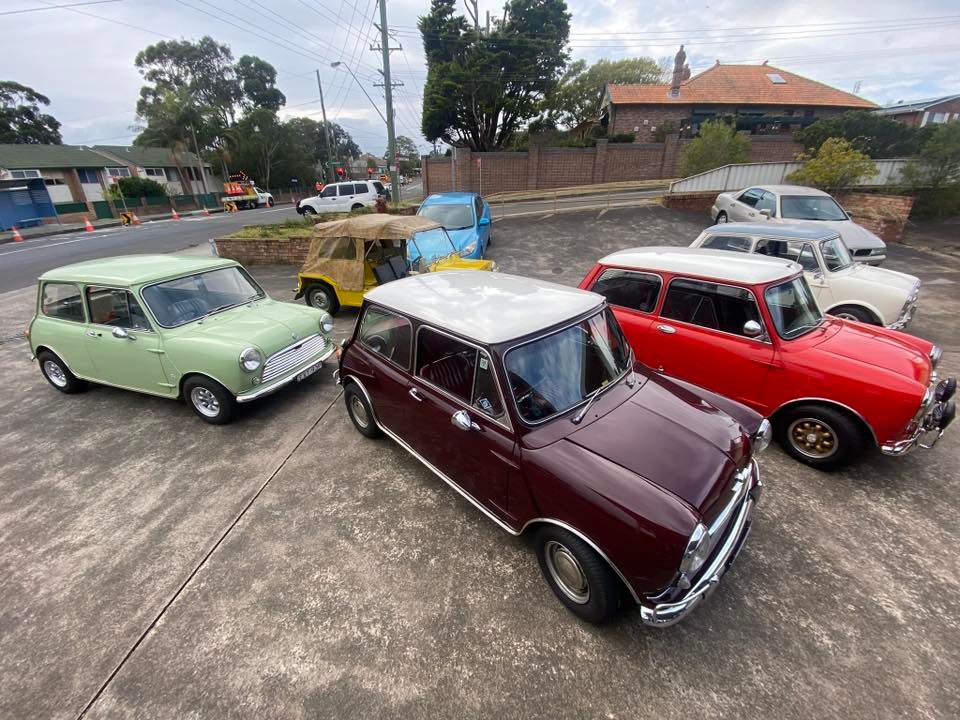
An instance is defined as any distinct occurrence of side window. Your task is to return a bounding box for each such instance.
[416,328,478,402]
[739,188,762,207]
[756,191,777,215]
[474,196,483,220]
[41,282,85,322]
[591,268,661,313]
[359,306,411,369]
[472,351,505,419]
[86,286,152,330]
[795,243,820,272]
[662,278,763,337]
[357,183,372,195]
[373,181,385,193]
[700,235,752,253]
[320,185,338,198]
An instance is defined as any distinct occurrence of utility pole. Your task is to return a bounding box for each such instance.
[190,125,209,196]
[316,69,336,183]
[377,0,400,205]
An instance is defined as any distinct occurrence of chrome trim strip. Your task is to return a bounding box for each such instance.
[237,344,335,402]
[771,397,878,446]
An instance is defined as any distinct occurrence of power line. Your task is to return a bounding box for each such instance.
[1,0,122,16]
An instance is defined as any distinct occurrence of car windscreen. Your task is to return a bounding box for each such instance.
[418,203,474,230]
[141,266,264,328]
[504,308,631,424]
[820,237,853,271]
[407,228,460,266]
[763,276,824,339]
[780,195,848,221]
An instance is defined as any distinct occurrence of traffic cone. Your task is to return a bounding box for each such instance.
[171,208,181,221]
[84,217,94,232]
[132,213,141,225]
[11,226,24,242]
[202,206,211,217]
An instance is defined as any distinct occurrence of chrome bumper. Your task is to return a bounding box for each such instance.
[887,291,920,331]
[236,344,336,403]
[640,459,762,628]
[881,393,956,456]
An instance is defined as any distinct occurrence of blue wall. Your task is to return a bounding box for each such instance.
[0,179,57,230]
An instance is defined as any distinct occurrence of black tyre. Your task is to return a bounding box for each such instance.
[301,206,317,216]
[344,384,381,438]
[715,211,728,224]
[775,404,866,471]
[351,203,364,211]
[305,284,339,315]
[183,376,235,425]
[37,350,85,394]
[828,305,878,325]
[534,525,621,624]
[267,197,275,207]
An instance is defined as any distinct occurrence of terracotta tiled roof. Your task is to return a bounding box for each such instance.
[607,64,876,108]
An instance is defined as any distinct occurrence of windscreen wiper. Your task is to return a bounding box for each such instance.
[573,386,603,425]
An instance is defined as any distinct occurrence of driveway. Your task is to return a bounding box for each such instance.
[1,205,957,719]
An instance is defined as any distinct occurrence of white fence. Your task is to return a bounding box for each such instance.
[668,159,909,194]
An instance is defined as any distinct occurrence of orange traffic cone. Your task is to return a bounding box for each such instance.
[202,207,211,216]
[84,217,94,232]
[132,213,141,225]
[11,226,24,242]
[171,208,181,221]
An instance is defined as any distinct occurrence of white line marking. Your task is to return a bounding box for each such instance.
[0,237,87,256]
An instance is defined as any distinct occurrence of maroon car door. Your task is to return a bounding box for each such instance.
[402,327,519,523]
[352,305,415,432]
[587,267,663,367]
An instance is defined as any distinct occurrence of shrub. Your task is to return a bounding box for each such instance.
[653,120,678,142]
[900,122,960,193]
[794,110,932,158]
[787,138,878,193]
[607,132,636,144]
[678,120,750,177]
[106,176,168,200]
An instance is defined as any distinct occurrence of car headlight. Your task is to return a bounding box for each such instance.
[319,312,334,334]
[679,523,711,576]
[461,239,478,256]
[930,345,942,369]
[752,418,772,455]
[239,347,263,373]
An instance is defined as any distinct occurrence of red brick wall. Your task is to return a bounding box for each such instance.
[214,236,313,265]
[602,143,666,181]
[836,193,915,242]
[748,136,804,162]
[610,106,688,142]
[661,192,717,212]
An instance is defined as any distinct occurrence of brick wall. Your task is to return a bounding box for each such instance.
[214,236,313,265]
[748,136,804,162]
[610,106,688,142]
[836,192,916,242]
[661,192,717,212]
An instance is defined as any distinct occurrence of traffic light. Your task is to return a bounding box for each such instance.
[336,166,345,179]
[367,167,373,177]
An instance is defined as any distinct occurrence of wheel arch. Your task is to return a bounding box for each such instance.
[34,343,73,370]
[178,371,233,401]
[302,278,342,310]
[823,301,883,325]
[771,397,878,446]
[342,374,380,425]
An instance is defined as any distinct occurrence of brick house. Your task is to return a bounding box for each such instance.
[601,47,876,143]
[92,145,213,195]
[876,95,960,127]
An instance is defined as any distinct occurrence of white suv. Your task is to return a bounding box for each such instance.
[296,180,388,215]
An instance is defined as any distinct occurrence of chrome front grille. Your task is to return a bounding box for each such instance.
[261,334,327,383]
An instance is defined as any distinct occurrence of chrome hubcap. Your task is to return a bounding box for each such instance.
[836,313,859,322]
[717,214,727,223]
[788,418,838,459]
[190,387,220,418]
[544,540,590,604]
[350,395,369,428]
[310,290,330,311]
[43,360,67,388]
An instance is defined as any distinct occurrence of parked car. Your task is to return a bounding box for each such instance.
[296,214,495,314]
[253,186,275,208]
[417,192,492,260]
[28,255,336,424]
[710,185,887,265]
[690,223,920,328]
[579,247,955,470]
[338,270,767,626]
[296,180,388,215]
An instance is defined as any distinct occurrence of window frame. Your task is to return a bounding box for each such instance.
[11,169,42,179]
[414,324,512,431]
[84,285,155,333]
[699,235,755,253]
[139,266,266,329]
[143,167,166,178]
[39,281,87,324]
[107,167,131,178]
[76,168,99,184]
[660,276,771,344]
[590,267,663,315]
[738,188,763,207]
[358,303,413,371]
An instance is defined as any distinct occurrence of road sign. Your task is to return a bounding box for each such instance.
[291,178,299,184]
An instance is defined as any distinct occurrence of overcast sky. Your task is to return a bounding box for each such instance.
[5,0,959,157]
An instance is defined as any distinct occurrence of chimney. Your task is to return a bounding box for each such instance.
[670,45,687,97]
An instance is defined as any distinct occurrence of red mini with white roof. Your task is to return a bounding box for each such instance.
[579,247,956,470]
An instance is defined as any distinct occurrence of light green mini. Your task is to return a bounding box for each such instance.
[28,254,336,424]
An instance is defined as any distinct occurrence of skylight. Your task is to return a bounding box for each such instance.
[767,73,787,84]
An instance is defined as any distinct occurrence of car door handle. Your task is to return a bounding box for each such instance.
[408,388,423,402]
[657,324,676,334]
[85,330,101,337]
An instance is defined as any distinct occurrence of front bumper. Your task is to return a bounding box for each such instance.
[887,299,918,330]
[236,343,336,403]
[881,384,956,456]
[851,247,886,265]
[639,459,762,628]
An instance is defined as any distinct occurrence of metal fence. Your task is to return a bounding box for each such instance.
[668,159,910,194]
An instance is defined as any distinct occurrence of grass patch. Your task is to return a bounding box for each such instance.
[225,218,315,239]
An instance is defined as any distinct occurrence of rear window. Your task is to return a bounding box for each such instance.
[41,282,85,322]
[373,181,385,193]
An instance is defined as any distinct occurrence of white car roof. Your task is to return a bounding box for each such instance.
[750,185,831,197]
[366,271,604,344]
[598,247,802,285]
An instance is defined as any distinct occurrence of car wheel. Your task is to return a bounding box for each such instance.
[37,350,85,394]
[351,203,364,211]
[775,404,866,471]
[183,376,235,425]
[305,284,339,315]
[301,206,316,216]
[534,525,621,624]
[715,211,728,223]
[829,305,878,324]
[267,197,275,207]
[344,383,381,438]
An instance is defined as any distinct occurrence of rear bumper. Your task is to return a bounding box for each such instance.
[639,459,762,628]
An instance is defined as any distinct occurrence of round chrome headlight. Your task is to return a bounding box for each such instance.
[239,347,263,373]
[319,312,334,334]
[752,418,772,455]
[679,523,711,576]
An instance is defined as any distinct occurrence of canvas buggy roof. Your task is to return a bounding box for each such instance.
[311,213,442,240]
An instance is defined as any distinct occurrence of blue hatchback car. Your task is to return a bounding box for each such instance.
[416,192,491,260]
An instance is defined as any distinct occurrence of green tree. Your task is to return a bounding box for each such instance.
[419,0,571,150]
[281,117,360,181]
[787,138,878,192]
[901,122,960,191]
[678,121,750,177]
[105,176,168,200]
[0,81,62,144]
[395,135,419,174]
[795,110,931,158]
[236,55,285,111]
[227,109,288,188]
[544,57,661,138]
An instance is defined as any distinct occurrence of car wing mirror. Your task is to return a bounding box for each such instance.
[743,320,764,338]
[112,326,135,340]
[758,209,772,219]
[451,410,480,432]
[478,216,491,226]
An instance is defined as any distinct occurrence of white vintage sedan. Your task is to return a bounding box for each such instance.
[690,223,920,329]
[710,185,887,265]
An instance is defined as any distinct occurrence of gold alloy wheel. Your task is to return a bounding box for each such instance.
[788,417,839,459]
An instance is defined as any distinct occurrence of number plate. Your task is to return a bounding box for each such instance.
[296,361,323,383]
